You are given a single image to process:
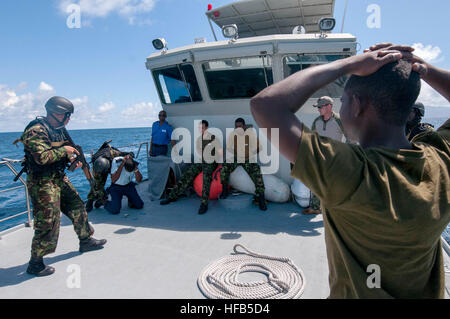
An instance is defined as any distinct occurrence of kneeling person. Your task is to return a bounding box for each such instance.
[104,154,144,215]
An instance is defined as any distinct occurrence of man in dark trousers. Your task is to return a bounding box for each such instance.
[104,154,144,215]
[250,43,449,298]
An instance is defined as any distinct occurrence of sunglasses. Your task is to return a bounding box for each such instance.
[318,104,331,109]
[159,113,167,117]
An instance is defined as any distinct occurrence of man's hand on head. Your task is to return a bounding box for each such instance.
[346,47,403,77]
[364,43,428,77]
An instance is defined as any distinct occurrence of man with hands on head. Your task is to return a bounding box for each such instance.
[250,43,450,298]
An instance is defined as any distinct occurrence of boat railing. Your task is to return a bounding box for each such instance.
[0,158,32,228]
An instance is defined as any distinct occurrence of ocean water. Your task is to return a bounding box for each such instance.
[0,127,151,232]
[0,119,449,243]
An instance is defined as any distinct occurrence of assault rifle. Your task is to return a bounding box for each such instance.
[62,128,94,188]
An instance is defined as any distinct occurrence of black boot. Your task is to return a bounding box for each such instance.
[26,257,55,277]
[160,197,176,205]
[94,198,107,209]
[79,237,107,253]
[85,199,94,212]
[198,203,208,215]
[219,184,229,199]
[257,193,267,211]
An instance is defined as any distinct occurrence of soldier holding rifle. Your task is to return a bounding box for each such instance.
[16,96,107,277]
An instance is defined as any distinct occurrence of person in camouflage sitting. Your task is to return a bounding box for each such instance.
[16,96,107,277]
[220,118,267,211]
[160,120,222,215]
[85,141,127,212]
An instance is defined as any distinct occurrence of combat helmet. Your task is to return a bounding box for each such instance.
[45,96,74,129]
[412,102,425,117]
[93,157,111,175]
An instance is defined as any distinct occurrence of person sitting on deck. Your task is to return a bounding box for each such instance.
[104,154,144,215]
[160,120,222,215]
[220,118,267,211]
[250,43,450,298]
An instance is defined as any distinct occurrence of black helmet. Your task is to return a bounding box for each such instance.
[45,96,74,115]
[412,102,425,117]
[93,157,111,174]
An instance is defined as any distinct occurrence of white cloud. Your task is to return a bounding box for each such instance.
[58,0,157,25]
[412,43,443,63]
[121,101,161,125]
[38,82,54,92]
[412,43,449,107]
[99,101,116,113]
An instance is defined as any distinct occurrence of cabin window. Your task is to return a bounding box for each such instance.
[152,64,202,104]
[202,56,273,100]
[283,54,350,98]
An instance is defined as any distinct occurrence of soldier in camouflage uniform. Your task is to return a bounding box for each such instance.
[220,118,267,211]
[17,96,107,277]
[160,120,221,215]
[86,142,125,212]
[406,102,434,141]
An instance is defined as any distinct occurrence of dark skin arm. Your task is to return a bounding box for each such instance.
[134,167,143,183]
[250,48,403,163]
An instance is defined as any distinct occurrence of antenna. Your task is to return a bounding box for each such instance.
[341,0,349,33]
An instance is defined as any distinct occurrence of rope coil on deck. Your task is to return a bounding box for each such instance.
[197,244,306,299]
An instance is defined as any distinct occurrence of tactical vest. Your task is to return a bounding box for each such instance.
[21,117,68,176]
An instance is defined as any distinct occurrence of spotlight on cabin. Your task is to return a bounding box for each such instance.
[152,38,168,51]
[292,25,306,34]
[222,24,238,41]
[318,18,336,32]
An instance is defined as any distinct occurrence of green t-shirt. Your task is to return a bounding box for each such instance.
[291,119,450,298]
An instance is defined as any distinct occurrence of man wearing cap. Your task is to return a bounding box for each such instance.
[150,110,175,157]
[16,96,107,277]
[405,102,434,141]
[304,96,348,215]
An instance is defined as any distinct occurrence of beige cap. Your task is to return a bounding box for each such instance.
[313,96,334,108]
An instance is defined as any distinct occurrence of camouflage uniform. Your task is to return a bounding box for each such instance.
[87,147,123,203]
[19,118,94,258]
[222,127,265,195]
[166,132,220,205]
[309,192,321,211]
[167,163,218,205]
[408,123,435,141]
[221,162,265,195]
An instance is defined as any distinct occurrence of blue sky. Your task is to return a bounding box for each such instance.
[0,0,449,132]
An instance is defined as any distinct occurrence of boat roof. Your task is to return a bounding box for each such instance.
[206,0,335,38]
[146,33,356,68]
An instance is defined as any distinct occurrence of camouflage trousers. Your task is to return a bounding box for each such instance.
[27,174,94,258]
[87,172,108,201]
[168,163,218,205]
[221,161,265,195]
[309,192,321,211]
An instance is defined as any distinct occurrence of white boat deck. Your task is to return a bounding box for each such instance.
[0,180,449,299]
[0,181,329,299]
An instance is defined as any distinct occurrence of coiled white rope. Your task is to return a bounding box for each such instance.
[197,244,306,299]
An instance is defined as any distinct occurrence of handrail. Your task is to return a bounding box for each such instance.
[0,158,32,227]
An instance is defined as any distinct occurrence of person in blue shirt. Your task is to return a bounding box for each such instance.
[150,110,175,156]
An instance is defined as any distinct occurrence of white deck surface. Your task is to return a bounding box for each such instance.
[0,181,329,299]
[1,180,448,299]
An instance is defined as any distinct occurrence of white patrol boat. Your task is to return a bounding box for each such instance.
[0,0,448,299]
